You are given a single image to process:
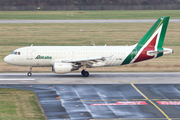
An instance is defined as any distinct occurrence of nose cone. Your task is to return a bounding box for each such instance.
[4,55,10,64]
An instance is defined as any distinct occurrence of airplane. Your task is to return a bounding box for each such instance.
[4,16,173,77]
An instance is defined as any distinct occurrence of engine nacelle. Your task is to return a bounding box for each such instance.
[53,63,73,74]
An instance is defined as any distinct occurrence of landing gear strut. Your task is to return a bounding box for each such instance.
[27,67,32,77]
[81,69,89,77]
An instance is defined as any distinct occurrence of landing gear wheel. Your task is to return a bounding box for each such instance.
[83,71,89,77]
[81,69,85,75]
[81,70,89,77]
[27,72,32,77]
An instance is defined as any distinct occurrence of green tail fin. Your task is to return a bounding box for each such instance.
[137,16,169,48]
[122,16,170,65]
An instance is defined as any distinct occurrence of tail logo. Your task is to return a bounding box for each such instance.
[131,24,163,63]
[122,16,170,65]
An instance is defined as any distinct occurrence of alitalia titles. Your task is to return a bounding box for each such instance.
[35,55,52,59]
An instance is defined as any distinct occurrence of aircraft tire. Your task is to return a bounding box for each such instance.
[81,70,89,77]
[81,69,85,75]
[83,71,89,77]
[27,72,32,77]
[84,71,89,77]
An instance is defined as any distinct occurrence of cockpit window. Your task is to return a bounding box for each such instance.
[11,52,15,54]
[11,51,21,55]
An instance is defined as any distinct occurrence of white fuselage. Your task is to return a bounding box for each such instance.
[4,45,135,67]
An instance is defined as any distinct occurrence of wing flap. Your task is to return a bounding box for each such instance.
[68,56,105,63]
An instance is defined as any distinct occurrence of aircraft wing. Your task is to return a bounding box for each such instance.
[60,56,113,68]
[51,55,113,68]
[61,56,106,63]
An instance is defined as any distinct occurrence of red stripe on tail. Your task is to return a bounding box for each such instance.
[134,34,157,63]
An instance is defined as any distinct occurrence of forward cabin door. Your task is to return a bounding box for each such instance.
[27,48,33,60]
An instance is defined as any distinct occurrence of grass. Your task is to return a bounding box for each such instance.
[0,10,180,20]
[0,88,45,120]
[0,23,179,72]
[0,23,179,46]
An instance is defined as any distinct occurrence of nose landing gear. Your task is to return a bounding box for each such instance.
[27,72,32,77]
[81,69,89,77]
[27,67,32,77]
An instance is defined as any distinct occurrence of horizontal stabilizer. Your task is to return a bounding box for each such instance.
[147,50,169,56]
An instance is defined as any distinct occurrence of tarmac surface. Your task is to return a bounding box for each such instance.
[0,19,180,23]
[0,72,180,84]
[1,72,180,120]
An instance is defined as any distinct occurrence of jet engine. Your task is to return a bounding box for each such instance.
[53,63,73,74]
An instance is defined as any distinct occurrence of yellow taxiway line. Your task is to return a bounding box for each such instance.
[130,82,170,120]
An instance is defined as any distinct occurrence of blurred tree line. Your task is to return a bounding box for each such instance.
[0,0,179,6]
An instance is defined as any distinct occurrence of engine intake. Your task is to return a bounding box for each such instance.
[53,63,72,74]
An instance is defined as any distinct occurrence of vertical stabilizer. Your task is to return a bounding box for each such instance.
[137,16,169,49]
[122,16,170,65]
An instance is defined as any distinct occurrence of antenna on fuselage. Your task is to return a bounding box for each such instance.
[31,44,33,47]
[91,41,95,46]
[80,28,83,31]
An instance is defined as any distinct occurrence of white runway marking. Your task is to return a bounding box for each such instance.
[0,78,35,81]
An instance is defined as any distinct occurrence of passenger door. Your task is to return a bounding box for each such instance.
[27,48,33,60]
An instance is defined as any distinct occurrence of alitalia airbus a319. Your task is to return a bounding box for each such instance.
[4,16,173,77]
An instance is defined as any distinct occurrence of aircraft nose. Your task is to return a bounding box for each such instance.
[4,55,10,64]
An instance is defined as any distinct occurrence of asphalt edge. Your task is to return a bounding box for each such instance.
[35,92,48,120]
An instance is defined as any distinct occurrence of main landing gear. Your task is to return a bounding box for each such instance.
[81,69,89,77]
[27,67,32,77]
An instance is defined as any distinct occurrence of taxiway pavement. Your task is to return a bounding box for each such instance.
[1,72,180,120]
[0,72,180,84]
